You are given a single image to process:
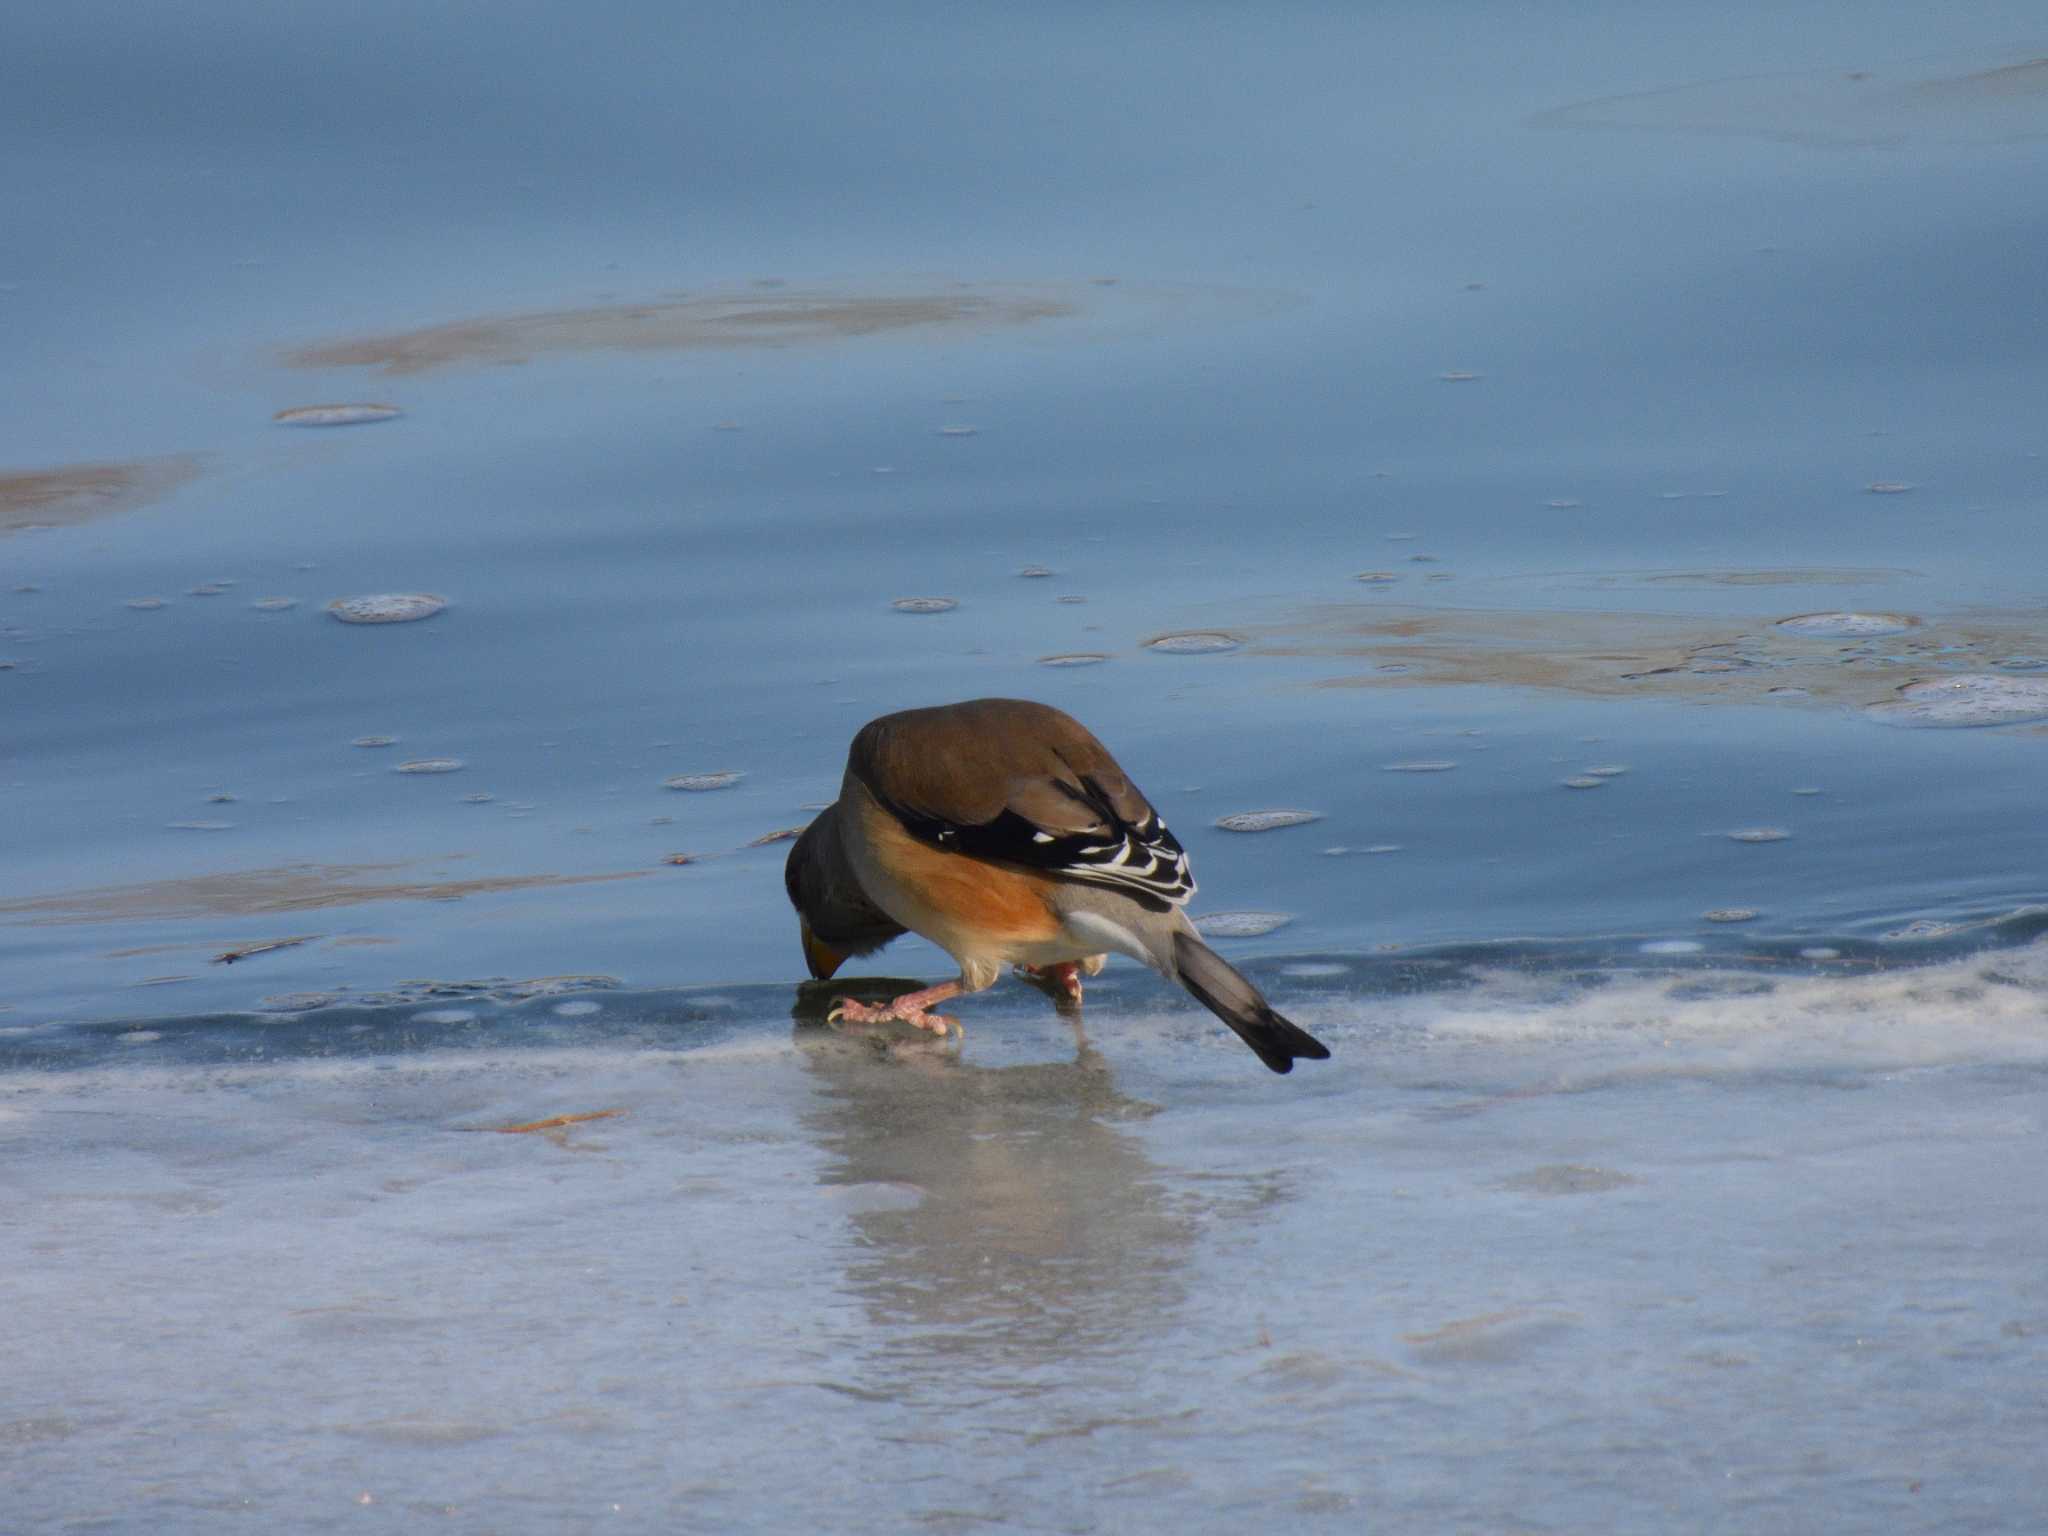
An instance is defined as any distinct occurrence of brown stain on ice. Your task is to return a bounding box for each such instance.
[284,287,1081,377]
[1915,57,2048,101]
[1500,565,1919,590]
[0,455,203,537]
[1536,49,2048,146]
[0,862,648,926]
[1251,601,2048,712]
[466,1108,626,1135]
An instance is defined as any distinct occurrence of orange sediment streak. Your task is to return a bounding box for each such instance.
[471,1109,626,1134]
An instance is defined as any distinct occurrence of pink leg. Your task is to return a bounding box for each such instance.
[827,980,964,1036]
[1015,961,1086,1005]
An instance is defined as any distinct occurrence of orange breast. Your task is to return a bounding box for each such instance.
[857,791,1061,952]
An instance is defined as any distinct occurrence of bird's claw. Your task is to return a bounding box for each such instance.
[827,997,960,1037]
[1014,961,1086,1007]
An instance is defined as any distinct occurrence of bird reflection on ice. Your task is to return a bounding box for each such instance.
[790,982,1208,1399]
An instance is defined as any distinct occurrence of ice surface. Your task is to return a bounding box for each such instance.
[7,0,2048,1528]
[7,940,2048,1532]
[1865,675,2048,729]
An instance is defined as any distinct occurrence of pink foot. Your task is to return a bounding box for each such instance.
[1015,961,1086,1005]
[827,981,963,1036]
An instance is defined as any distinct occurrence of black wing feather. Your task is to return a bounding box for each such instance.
[878,773,1195,913]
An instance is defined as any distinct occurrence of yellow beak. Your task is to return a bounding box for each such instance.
[801,921,848,981]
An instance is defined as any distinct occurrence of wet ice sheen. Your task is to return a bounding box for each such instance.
[8,941,2048,1535]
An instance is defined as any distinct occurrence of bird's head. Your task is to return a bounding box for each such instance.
[785,816,849,979]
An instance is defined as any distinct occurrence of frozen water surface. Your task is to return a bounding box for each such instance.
[6,0,2048,1528]
[1865,675,2048,729]
[7,939,2048,1532]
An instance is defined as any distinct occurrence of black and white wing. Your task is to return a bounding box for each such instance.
[880,771,1196,913]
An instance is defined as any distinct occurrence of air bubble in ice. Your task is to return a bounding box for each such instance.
[1776,612,1916,638]
[891,597,958,614]
[1883,919,1958,942]
[665,772,742,791]
[1193,911,1294,938]
[328,593,447,625]
[274,403,403,427]
[1215,810,1322,833]
[1145,631,1242,655]
[259,993,338,1012]
[1864,674,2048,729]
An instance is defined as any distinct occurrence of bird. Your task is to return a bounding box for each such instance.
[784,698,1331,1074]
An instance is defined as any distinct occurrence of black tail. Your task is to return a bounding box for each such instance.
[1171,930,1332,1074]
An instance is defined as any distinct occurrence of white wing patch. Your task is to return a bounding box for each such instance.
[1054,811,1195,908]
